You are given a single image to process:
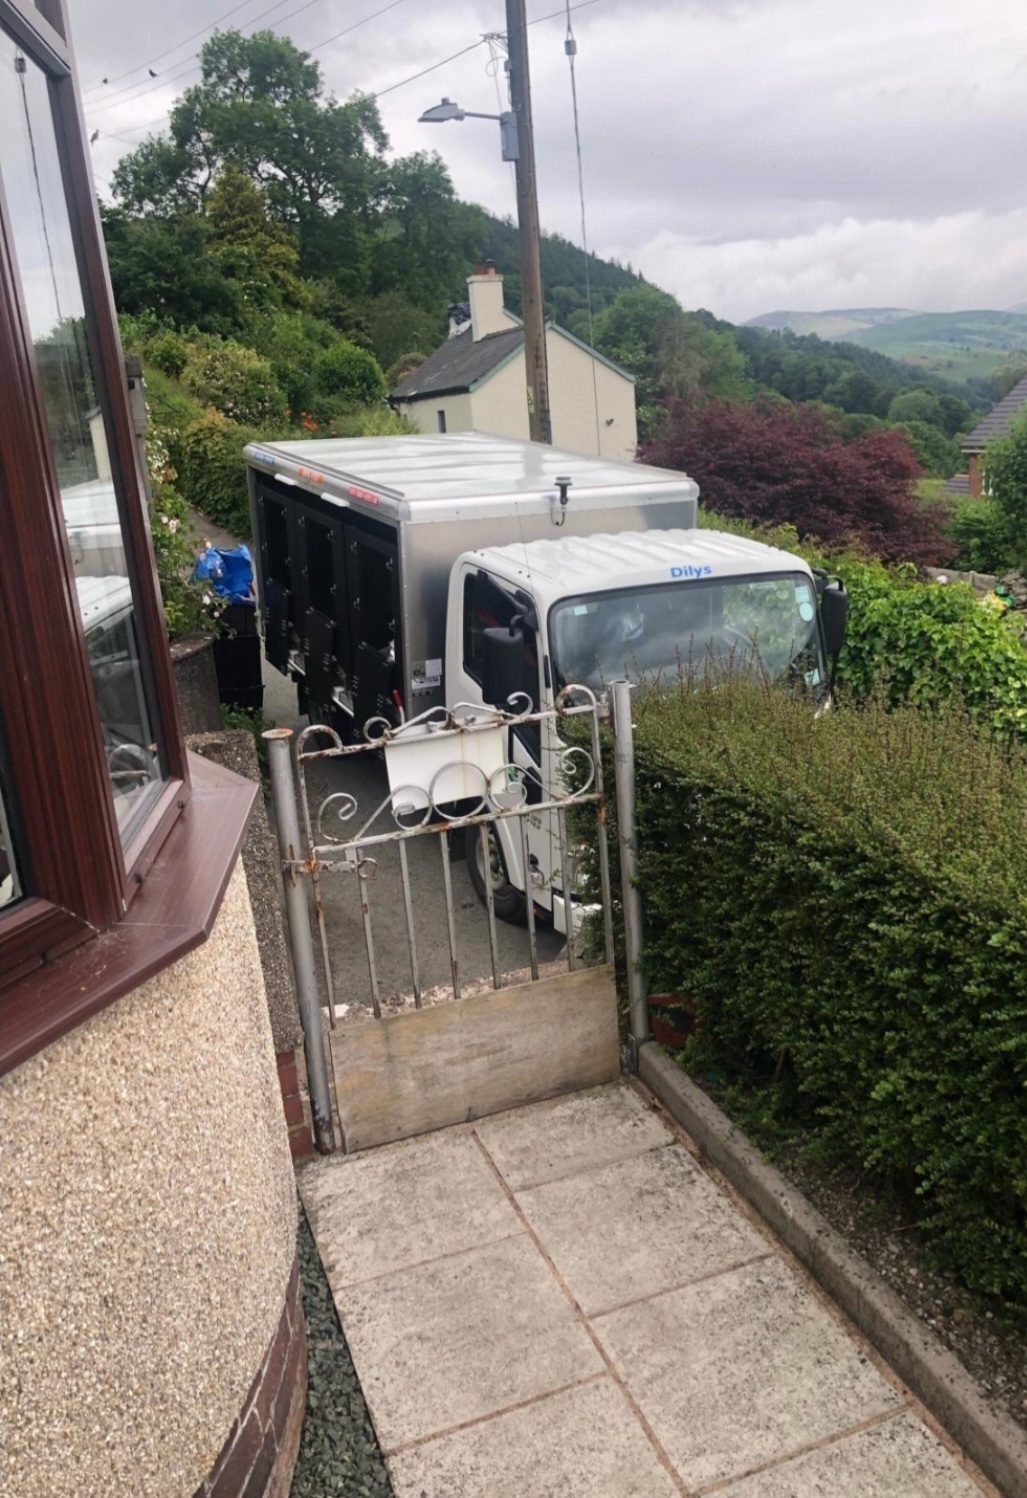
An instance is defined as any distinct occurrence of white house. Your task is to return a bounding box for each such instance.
[390,266,638,462]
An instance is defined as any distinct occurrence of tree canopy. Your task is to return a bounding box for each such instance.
[642,396,952,565]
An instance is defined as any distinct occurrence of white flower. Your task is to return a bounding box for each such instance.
[168,518,179,534]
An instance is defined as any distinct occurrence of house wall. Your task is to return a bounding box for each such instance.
[398,391,476,437]
[546,332,638,462]
[468,356,532,442]
[969,453,983,498]
[0,861,299,1498]
[400,333,638,462]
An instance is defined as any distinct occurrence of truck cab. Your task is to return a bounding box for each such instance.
[447,530,834,932]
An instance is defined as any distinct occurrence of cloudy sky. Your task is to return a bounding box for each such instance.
[69,0,1027,324]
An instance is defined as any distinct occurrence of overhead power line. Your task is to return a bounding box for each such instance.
[91,0,600,145]
[84,0,275,94]
[87,0,413,118]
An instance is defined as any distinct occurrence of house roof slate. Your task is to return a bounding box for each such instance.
[962,374,1027,452]
[390,327,524,401]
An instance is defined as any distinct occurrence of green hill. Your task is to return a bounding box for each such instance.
[745,307,919,339]
[847,310,1027,382]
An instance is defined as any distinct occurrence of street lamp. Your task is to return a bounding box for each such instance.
[419,97,520,161]
[419,0,552,446]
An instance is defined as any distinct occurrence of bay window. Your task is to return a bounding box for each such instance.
[0,0,252,1073]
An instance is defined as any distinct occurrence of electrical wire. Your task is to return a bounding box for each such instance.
[95,0,602,144]
[83,0,276,95]
[86,0,321,115]
[87,0,414,121]
[485,32,516,195]
[564,0,601,453]
[307,0,412,55]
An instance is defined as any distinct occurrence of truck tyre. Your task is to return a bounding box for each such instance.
[466,824,527,925]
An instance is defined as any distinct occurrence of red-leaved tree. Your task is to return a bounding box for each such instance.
[642,397,954,565]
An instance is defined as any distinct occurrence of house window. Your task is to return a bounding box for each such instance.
[2,30,164,842]
[0,0,238,1075]
[437,409,447,433]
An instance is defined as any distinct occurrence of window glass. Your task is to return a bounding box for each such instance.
[0,771,22,908]
[1,33,163,844]
[464,571,517,682]
[550,573,824,695]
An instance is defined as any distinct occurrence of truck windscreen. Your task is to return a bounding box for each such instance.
[549,573,825,693]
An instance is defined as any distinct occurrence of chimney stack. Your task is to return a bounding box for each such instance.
[467,262,507,341]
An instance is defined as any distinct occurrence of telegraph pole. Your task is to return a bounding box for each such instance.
[505,0,552,444]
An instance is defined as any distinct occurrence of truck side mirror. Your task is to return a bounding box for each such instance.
[819,580,848,659]
[481,625,524,709]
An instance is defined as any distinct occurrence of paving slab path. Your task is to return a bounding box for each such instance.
[298,1082,997,1498]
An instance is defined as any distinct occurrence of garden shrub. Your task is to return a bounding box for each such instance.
[312,339,387,406]
[145,327,192,381]
[145,423,210,638]
[182,335,288,426]
[947,496,1017,575]
[173,409,266,537]
[697,507,1027,746]
[590,674,1027,1310]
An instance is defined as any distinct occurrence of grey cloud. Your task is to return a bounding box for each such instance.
[70,0,1027,319]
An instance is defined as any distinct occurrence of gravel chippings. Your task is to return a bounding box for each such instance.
[764,1147,1027,1437]
[291,1209,395,1498]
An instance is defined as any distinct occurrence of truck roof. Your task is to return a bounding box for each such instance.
[245,432,697,522]
[472,529,813,599]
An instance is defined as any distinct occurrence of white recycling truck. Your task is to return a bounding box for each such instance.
[244,432,846,930]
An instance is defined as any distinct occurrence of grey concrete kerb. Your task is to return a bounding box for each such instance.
[638,1044,1027,1498]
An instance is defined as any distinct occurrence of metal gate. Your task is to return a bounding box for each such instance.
[265,681,648,1153]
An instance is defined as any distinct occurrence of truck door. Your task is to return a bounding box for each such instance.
[463,569,552,912]
[345,519,401,730]
[298,507,350,722]
[254,485,296,675]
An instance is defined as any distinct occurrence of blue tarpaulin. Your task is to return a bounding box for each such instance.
[192,544,255,604]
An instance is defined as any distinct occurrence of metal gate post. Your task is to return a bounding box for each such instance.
[610,679,651,1068]
[264,729,337,1153]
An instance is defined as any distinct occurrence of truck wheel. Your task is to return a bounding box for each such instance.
[466,824,526,925]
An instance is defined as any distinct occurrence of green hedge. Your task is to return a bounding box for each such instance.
[593,675,1027,1311]
[698,510,1027,746]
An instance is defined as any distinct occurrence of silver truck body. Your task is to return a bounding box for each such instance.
[244,432,698,725]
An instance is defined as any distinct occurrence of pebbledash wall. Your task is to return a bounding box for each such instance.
[0,864,302,1498]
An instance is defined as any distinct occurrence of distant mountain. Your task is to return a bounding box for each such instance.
[846,310,1027,382]
[1006,301,1027,315]
[744,308,919,338]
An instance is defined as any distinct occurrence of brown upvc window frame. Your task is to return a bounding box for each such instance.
[0,0,207,1034]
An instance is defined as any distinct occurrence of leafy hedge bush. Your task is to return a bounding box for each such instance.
[182,336,288,426]
[947,496,1017,575]
[144,423,210,638]
[594,675,1027,1310]
[171,409,266,537]
[698,509,1027,745]
[312,340,387,406]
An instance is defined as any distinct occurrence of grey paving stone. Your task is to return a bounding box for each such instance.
[387,1377,680,1498]
[720,1410,987,1497]
[475,1082,673,1191]
[517,1143,767,1315]
[299,1130,520,1285]
[336,1234,604,1451]
[598,1255,903,1490]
